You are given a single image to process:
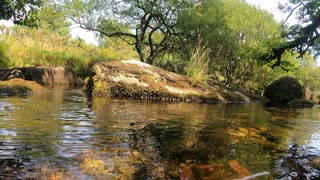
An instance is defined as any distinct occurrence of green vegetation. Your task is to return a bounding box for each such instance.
[0,0,319,96]
[0,25,137,78]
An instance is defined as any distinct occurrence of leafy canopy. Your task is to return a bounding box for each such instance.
[0,0,43,25]
[259,0,320,67]
[64,0,196,64]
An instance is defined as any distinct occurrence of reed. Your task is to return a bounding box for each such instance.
[184,42,211,86]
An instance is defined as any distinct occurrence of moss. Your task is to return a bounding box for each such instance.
[0,78,46,96]
[92,79,111,96]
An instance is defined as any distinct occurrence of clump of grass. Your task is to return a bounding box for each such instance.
[184,42,211,86]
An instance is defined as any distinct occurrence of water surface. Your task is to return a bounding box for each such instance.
[0,89,319,179]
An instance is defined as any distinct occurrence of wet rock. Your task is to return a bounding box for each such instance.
[264,76,303,103]
[0,78,47,96]
[86,60,248,103]
[287,99,314,107]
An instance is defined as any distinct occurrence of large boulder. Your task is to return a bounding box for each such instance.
[85,60,248,103]
[264,76,303,103]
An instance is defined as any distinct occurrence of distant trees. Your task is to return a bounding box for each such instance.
[179,0,281,87]
[259,0,320,67]
[0,0,43,25]
[28,0,71,36]
[64,0,196,64]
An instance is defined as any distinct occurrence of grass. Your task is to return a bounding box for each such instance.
[0,25,138,78]
[184,42,211,86]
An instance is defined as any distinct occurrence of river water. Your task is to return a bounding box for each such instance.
[0,89,319,179]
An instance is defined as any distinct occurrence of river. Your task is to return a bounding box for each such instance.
[0,89,319,179]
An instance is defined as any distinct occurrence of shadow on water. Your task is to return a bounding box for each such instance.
[0,90,320,179]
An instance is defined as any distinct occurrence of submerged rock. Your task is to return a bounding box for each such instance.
[85,60,247,103]
[287,99,314,107]
[0,78,47,96]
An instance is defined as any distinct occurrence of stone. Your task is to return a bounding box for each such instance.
[264,76,303,103]
[7,69,25,80]
[302,86,312,100]
[0,78,47,96]
[85,60,248,103]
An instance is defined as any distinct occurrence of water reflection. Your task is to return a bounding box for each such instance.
[0,90,319,179]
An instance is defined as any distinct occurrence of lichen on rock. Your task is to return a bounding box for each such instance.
[86,60,248,103]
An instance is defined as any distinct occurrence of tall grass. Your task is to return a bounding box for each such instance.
[184,42,211,85]
[0,25,138,78]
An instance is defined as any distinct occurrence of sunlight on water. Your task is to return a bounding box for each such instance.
[0,89,319,179]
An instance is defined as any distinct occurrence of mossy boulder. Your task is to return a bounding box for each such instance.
[0,78,47,96]
[85,60,249,103]
[264,76,303,103]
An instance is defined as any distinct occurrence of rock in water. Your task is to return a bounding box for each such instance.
[264,76,303,103]
[85,60,247,103]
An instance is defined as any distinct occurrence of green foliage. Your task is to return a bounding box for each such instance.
[0,41,9,67]
[0,0,43,25]
[179,0,282,90]
[28,0,71,36]
[64,0,195,64]
[0,25,137,78]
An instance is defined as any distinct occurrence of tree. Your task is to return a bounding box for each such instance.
[0,0,43,25]
[64,0,196,64]
[258,0,320,67]
[179,0,281,88]
[27,0,71,36]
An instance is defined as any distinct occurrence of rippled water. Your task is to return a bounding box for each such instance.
[0,89,319,179]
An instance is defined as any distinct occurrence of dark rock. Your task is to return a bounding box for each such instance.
[264,76,303,103]
[287,99,314,107]
[7,69,25,80]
